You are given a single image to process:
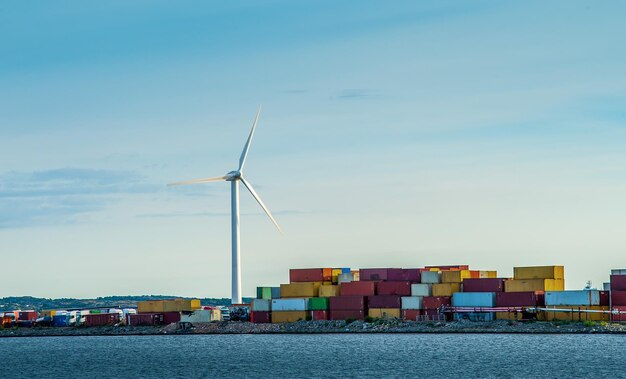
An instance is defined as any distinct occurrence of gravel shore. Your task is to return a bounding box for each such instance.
[1,320,625,337]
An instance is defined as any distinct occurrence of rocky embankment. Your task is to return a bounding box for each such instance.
[1,320,626,337]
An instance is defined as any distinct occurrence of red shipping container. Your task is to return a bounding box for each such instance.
[251,311,271,323]
[85,313,119,327]
[387,269,421,282]
[611,275,626,291]
[425,265,469,271]
[368,295,402,308]
[462,278,507,292]
[469,270,480,278]
[496,291,544,307]
[423,296,451,309]
[600,291,610,306]
[611,291,626,306]
[612,306,626,322]
[360,268,393,281]
[329,296,367,310]
[377,281,412,296]
[329,310,365,320]
[311,310,329,321]
[163,311,181,324]
[127,313,164,326]
[18,311,37,321]
[340,281,376,296]
[290,268,331,282]
[402,310,422,321]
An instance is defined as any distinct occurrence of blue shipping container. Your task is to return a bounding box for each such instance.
[271,287,281,299]
[545,290,600,306]
[452,292,496,307]
[341,268,351,274]
[52,315,70,327]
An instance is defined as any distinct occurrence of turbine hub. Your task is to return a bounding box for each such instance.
[226,171,241,181]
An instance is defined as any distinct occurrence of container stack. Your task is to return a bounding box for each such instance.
[252,264,626,324]
[543,290,609,321]
[610,269,626,322]
[129,299,201,326]
[495,266,564,320]
[505,266,565,292]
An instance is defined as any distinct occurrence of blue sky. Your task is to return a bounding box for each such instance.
[1,1,626,297]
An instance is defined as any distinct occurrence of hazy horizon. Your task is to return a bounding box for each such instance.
[2,1,625,298]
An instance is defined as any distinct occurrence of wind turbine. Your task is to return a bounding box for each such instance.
[168,106,281,305]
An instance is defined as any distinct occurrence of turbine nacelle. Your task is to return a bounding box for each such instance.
[225,171,241,181]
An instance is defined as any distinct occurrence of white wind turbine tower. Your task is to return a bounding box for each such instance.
[168,106,281,305]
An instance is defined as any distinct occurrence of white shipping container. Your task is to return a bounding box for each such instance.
[338,273,353,284]
[251,299,271,312]
[401,296,423,310]
[604,282,611,291]
[411,283,431,297]
[611,269,626,275]
[545,290,600,306]
[180,309,218,323]
[271,298,309,311]
[421,271,441,284]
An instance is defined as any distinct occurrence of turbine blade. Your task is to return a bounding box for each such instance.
[238,105,261,172]
[167,176,227,186]
[239,176,282,233]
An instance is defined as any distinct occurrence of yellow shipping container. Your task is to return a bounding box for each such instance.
[542,306,609,322]
[138,299,201,313]
[175,299,201,311]
[368,308,401,319]
[432,283,462,297]
[40,310,55,317]
[280,282,322,298]
[331,269,343,283]
[441,270,471,283]
[513,266,564,280]
[505,279,564,292]
[137,300,167,313]
[495,311,545,321]
[271,311,308,323]
[318,285,340,297]
[479,271,498,278]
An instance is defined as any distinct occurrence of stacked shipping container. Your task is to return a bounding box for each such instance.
[611,272,626,322]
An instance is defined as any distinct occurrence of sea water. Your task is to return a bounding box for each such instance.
[1,334,624,378]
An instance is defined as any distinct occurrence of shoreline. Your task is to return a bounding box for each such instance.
[2,320,625,337]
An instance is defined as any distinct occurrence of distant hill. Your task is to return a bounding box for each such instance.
[0,296,254,312]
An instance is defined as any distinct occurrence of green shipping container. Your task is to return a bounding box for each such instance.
[308,297,329,311]
[257,287,272,299]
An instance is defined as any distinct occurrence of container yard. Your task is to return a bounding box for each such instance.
[249,264,626,325]
[2,265,626,332]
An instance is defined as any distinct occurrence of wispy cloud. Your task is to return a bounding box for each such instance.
[336,89,381,99]
[0,168,155,228]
